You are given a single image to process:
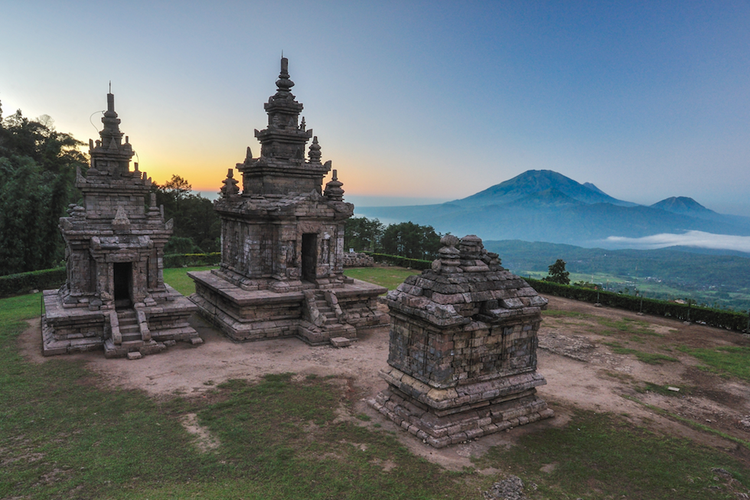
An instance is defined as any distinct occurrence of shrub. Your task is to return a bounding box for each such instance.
[526,278,748,332]
[0,267,66,298]
[163,252,221,268]
[365,252,432,270]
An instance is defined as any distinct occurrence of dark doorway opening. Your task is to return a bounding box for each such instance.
[301,233,317,282]
[113,262,132,309]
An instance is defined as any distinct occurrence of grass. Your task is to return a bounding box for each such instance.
[677,345,750,382]
[623,395,750,450]
[0,290,479,499]
[2,268,748,498]
[597,317,660,336]
[636,382,688,396]
[542,309,593,319]
[474,410,748,499]
[602,341,678,365]
[343,266,421,291]
[163,265,216,296]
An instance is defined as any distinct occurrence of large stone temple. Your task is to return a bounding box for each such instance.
[42,92,203,358]
[370,235,553,448]
[189,58,388,345]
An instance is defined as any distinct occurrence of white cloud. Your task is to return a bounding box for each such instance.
[600,231,750,253]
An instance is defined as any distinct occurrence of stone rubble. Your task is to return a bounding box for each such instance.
[342,252,375,268]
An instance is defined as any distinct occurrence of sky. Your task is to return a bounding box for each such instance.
[1,1,749,215]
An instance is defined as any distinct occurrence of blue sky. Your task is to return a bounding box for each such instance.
[1,1,748,214]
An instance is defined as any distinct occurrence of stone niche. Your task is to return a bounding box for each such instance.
[42,92,203,358]
[189,58,388,345]
[370,235,553,448]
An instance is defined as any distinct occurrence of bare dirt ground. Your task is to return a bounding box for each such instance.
[19,295,750,471]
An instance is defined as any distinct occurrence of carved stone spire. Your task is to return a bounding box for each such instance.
[308,136,321,163]
[324,169,345,201]
[254,57,311,161]
[220,168,240,198]
[87,91,134,176]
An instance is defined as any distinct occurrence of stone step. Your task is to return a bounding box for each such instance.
[120,324,140,334]
[121,332,141,342]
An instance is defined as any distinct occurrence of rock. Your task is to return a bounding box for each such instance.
[483,475,525,500]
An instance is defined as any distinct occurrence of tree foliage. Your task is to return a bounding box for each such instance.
[344,216,384,252]
[0,106,87,275]
[544,258,570,285]
[152,175,221,253]
[380,221,442,260]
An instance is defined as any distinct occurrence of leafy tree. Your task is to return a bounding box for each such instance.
[544,259,570,285]
[380,221,441,260]
[152,175,221,253]
[344,216,384,252]
[0,107,87,275]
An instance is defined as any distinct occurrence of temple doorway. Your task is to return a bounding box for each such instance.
[301,233,317,282]
[113,262,132,309]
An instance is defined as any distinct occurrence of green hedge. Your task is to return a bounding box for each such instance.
[365,252,433,270]
[163,252,221,268]
[526,278,749,332]
[0,267,66,298]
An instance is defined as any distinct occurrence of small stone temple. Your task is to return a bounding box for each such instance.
[189,58,388,345]
[370,235,553,448]
[42,92,203,358]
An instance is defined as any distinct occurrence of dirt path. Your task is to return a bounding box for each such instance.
[19,295,750,470]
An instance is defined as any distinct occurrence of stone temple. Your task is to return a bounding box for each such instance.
[189,58,388,345]
[42,92,203,358]
[370,235,553,448]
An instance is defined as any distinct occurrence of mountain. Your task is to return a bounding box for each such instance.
[651,197,718,219]
[355,170,750,249]
[453,170,635,208]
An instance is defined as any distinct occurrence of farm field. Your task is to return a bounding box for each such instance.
[1,268,749,498]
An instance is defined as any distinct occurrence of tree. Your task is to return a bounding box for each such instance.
[544,259,570,285]
[0,108,87,275]
[380,221,441,260]
[344,216,384,252]
[152,175,221,253]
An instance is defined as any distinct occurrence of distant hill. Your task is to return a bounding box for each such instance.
[453,170,635,208]
[356,170,750,248]
[651,197,719,219]
[483,239,750,309]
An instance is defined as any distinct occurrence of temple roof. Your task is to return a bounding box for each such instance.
[386,235,547,327]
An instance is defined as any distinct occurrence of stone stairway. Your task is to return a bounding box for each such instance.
[313,293,338,327]
[298,290,356,345]
[104,308,166,359]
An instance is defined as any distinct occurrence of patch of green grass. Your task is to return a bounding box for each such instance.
[636,382,688,396]
[624,395,750,450]
[634,352,679,365]
[542,309,593,319]
[603,342,678,364]
[474,410,748,499]
[597,317,660,336]
[344,266,421,291]
[162,266,217,296]
[677,345,750,382]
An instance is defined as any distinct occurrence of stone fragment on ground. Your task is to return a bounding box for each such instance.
[483,475,526,500]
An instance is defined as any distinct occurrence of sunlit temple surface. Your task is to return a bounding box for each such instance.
[189,58,388,345]
[42,93,203,358]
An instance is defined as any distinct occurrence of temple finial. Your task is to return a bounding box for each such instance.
[308,136,321,163]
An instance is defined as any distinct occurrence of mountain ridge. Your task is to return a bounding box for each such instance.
[355,170,750,249]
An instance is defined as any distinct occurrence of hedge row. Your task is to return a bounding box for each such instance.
[526,278,749,332]
[0,267,66,298]
[365,252,433,270]
[163,252,221,268]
